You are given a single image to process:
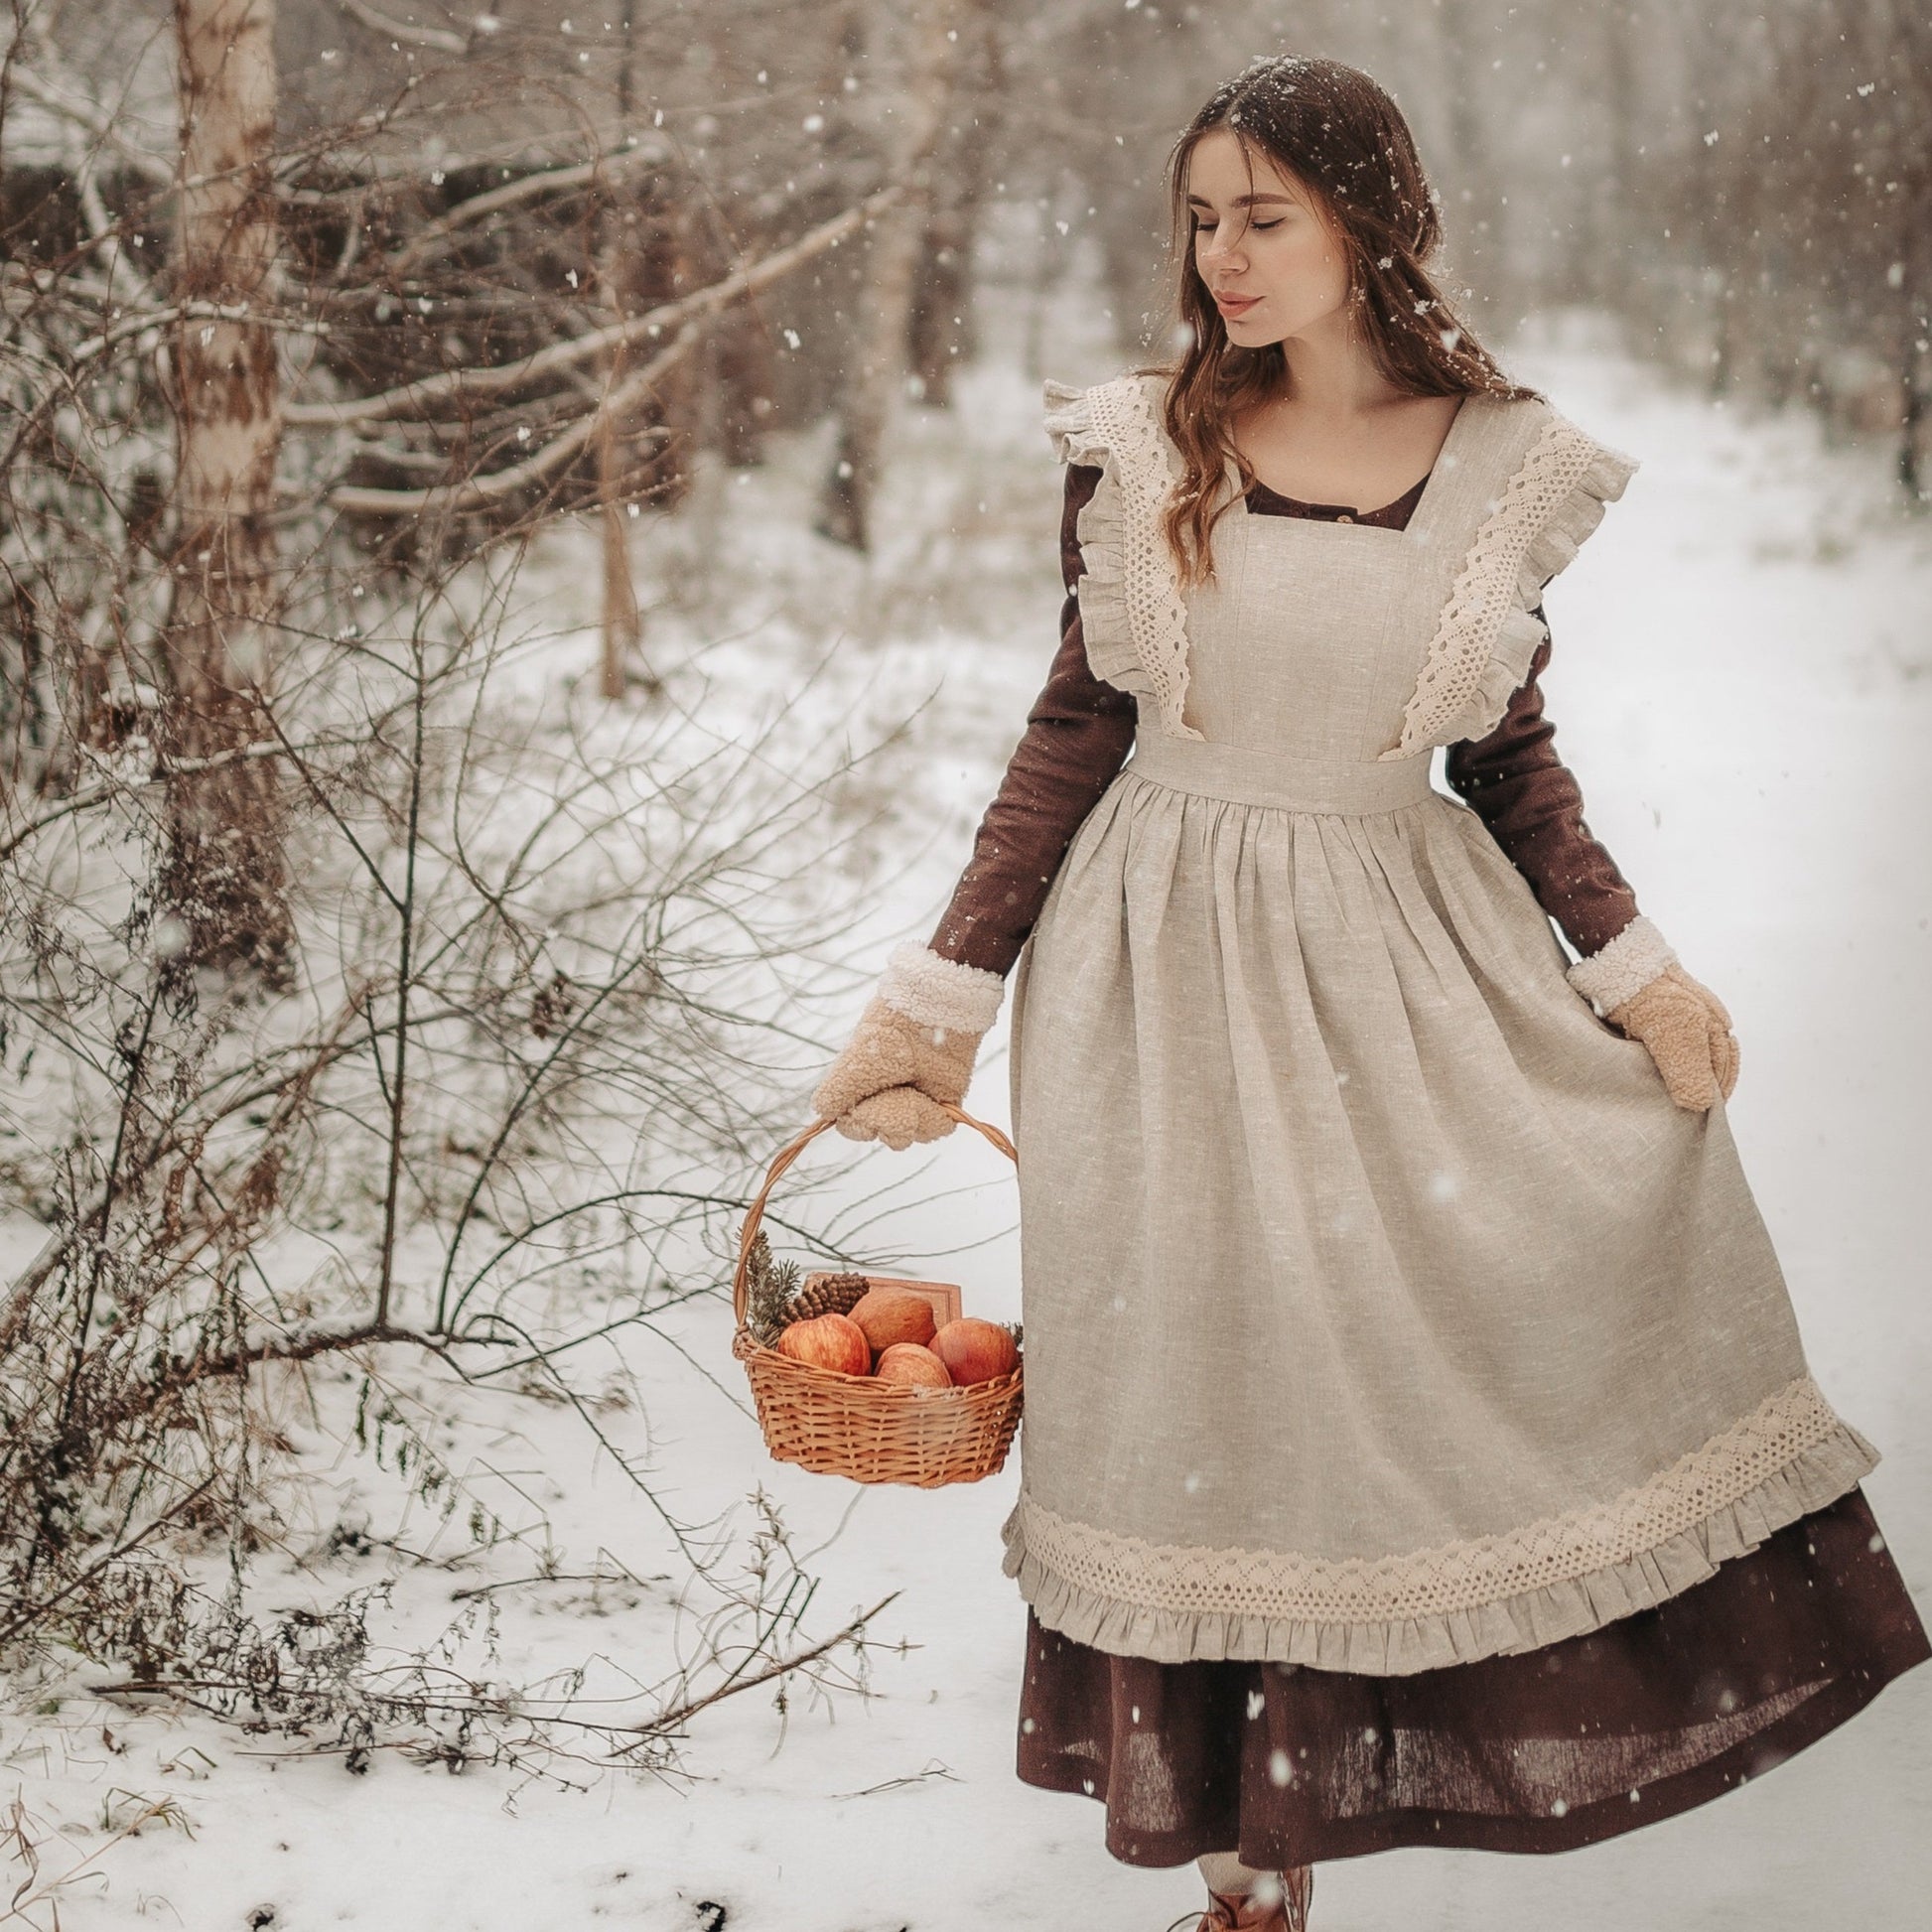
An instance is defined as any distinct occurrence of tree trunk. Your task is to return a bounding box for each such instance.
[163,0,293,986]
[908,2,996,410]
[1592,0,1644,346]
[815,0,960,552]
[715,307,777,468]
[596,22,653,701]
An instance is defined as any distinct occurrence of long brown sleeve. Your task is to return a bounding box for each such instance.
[1444,621,1643,958]
[927,463,1137,976]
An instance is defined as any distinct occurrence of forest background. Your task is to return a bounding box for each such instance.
[1,3,1928,1927]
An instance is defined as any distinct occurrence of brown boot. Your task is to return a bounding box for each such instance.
[1175,1865,1314,1932]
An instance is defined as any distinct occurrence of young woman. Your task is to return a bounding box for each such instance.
[811,56,1928,1932]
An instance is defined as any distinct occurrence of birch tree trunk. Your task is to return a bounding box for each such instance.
[596,20,651,701]
[596,208,648,699]
[814,0,960,552]
[163,0,294,985]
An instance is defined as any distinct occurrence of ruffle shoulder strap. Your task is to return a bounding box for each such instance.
[1379,403,1639,759]
[1041,377,1113,469]
[1041,373,1203,741]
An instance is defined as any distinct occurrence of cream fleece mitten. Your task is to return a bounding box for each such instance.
[811,944,1006,1149]
[1567,915,1740,1111]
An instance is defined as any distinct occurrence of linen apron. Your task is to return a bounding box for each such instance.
[999,373,1880,1674]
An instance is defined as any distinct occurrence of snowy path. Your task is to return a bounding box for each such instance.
[5,323,1929,1931]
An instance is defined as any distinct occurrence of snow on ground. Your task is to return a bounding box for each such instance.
[3,299,1930,1931]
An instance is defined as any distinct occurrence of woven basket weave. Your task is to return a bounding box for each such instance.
[731,1106,1023,1487]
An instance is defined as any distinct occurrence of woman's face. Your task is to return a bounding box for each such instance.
[1184,127,1351,347]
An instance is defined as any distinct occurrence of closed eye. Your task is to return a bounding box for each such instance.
[1196,218,1284,232]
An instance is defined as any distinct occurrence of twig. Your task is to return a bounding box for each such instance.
[327,330,692,516]
[621,1591,898,1747]
[0,1477,217,1650]
[284,182,905,427]
[334,0,479,57]
[389,137,676,270]
[831,1759,960,1800]
[0,736,353,867]
[147,1319,501,1402]
[4,66,173,190]
[372,631,428,1329]
[449,1568,652,1603]
[71,301,333,365]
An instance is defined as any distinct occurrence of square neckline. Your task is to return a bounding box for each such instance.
[1225,394,1474,535]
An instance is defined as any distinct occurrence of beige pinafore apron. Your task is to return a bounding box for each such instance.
[999,372,1878,1674]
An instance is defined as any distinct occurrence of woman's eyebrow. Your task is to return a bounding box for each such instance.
[1184,192,1297,207]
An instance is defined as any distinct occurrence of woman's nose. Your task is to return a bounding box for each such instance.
[1199,228,1245,270]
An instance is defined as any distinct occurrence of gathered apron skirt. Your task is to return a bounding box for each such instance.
[1000,735,1926,1862]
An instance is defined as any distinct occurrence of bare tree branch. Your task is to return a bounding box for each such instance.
[71,301,333,365]
[622,1591,900,1745]
[0,736,354,867]
[389,136,676,270]
[326,321,696,515]
[284,181,906,427]
[5,66,175,191]
[333,0,483,58]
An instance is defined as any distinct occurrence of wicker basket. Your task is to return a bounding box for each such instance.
[731,1105,1023,1487]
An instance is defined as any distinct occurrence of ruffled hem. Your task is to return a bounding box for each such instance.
[1440,436,1640,747]
[1000,1420,1879,1675]
[1042,377,1158,710]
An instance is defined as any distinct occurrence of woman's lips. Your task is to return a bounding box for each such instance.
[1215,293,1260,316]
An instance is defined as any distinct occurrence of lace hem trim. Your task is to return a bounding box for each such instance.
[1379,417,1639,759]
[1000,1376,1879,1672]
[1042,374,1204,742]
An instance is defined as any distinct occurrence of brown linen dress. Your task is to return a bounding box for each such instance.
[924,409,1928,1866]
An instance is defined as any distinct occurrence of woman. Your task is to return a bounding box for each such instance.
[811,56,1928,1932]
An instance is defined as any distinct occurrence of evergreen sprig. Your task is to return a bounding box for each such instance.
[742,1229,802,1344]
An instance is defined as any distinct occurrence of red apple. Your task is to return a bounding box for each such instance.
[931,1317,1018,1386]
[849,1289,937,1357]
[774,1311,870,1377]
[873,1343,953,1392]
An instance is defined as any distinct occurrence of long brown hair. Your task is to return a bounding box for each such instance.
[1149,57,1542,587]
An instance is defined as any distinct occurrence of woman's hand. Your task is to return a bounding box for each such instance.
[1604,963,1740,1112]
[810,945,1005,1149]
[812,998,982,1148]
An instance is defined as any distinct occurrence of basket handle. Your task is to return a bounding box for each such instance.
[732,1104,1018,1329]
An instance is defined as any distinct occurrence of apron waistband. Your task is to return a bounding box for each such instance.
[1126,732,1438,815]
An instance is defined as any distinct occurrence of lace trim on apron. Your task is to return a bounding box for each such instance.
[1043,373,1639,758]
[1000,1375,1879,1674]
[1043,374,1204,741]
[1378,414,1640,759]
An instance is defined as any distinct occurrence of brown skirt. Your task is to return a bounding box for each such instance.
[1016,1485,1928,1868]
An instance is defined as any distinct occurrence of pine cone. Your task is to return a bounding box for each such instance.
[788,1272,870,1321]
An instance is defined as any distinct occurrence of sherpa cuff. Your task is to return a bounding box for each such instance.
[1566,914,1678,1016]
[878,942,1006,1035]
